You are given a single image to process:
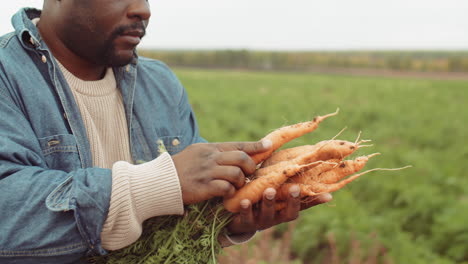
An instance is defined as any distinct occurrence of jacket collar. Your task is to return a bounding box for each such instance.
[12,8,42,49]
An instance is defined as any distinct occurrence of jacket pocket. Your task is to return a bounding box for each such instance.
[38,134,81,172]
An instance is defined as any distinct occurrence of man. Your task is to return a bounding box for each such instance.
[0,1,332,263]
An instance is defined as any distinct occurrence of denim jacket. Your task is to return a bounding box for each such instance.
[0,8,204,264]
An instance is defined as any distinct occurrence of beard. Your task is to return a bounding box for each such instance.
[60,17,146,67]
[99,40,133,67]
[100,22,147,67]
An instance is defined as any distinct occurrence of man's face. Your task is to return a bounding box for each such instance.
[58,0,150,67]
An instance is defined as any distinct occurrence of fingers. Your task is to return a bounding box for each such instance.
[173,141,271,205]
[259,188,276,227]
[211,166,246,189]
[229,188,278,234]
[215,151,257,175]
[300,193,333,210]
[244,186,300,231]
[226,199,256,234]
[216,139,272,155]
[239,199,255,227]
[228,188,330,236]
[208,180,236,198]
[280,185,301,221]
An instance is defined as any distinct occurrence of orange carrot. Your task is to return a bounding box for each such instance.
[307,139,368,162]
[277,166,411,200]
[288,159,341,184]
[226,139,367,210]
[254,139,364,177]
[250,109,339,165]
[287,153,380,186]
[221,110,411,214]
[275,183,318,201]
[259,126,351,168]
[313,153,380,184]
[223,161,322,213]
[260,144,320,167]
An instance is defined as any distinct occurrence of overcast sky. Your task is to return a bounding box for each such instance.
[1,1,467,50]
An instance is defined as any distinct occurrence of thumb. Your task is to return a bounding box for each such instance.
[241,139,273,154]
[218,139,273,154]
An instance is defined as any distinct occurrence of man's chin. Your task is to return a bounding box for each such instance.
[105,50,135,67]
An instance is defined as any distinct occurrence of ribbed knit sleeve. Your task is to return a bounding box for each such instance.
[101,152,184,250]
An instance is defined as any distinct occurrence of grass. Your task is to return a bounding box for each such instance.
[173,68,468,264]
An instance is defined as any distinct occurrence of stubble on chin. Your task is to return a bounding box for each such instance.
[101,44,136,67]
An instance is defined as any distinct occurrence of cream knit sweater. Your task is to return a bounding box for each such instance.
[58,64,184,250]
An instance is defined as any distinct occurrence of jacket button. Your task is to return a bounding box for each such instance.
[126,65,131,72]
[172,139,180,146]
[48,139,60,147]
[29,37,35,45]
[41,55,47,63]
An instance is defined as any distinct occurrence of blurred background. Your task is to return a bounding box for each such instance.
[3,1,467,263]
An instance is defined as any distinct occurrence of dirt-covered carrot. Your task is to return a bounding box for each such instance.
[222,111,410,215]
[259,127,350,168]
[254,139,364,177]
[296,139,371,165]
[250,109,339,165]
[313,153,381,184]
[223,161,323,213]
[276,166,411,201]
[260,144,320,167]
[275,183,318,201]
[288,159,341,184]
[287,153,380,187]
[226,139,367,211]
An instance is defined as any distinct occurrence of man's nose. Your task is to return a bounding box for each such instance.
[127,0,151,22]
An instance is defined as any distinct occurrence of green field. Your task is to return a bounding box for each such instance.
[174,68,468,264]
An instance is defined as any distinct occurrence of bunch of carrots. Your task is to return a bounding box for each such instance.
[89,109,409,264]
[224,109,409,213]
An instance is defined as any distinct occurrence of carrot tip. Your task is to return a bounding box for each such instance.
[317,108,340,121]
[354,131,362,144]
[331,127,347,140]
[367,152,381,158]
[353,165,413,177]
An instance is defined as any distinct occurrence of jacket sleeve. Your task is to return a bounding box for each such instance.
[0,80,112,261]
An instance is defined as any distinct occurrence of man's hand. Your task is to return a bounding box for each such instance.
[226,185,333,234]
[172,140,272,205]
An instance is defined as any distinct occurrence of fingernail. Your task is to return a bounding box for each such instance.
[265,188,276,200]
[240,199,250,209]
[262,139,273,149]
[290,186,300,198]
[320,193,333,202]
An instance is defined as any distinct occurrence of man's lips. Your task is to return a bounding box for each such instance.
[117,30,144,46]
[122,30,145,38]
